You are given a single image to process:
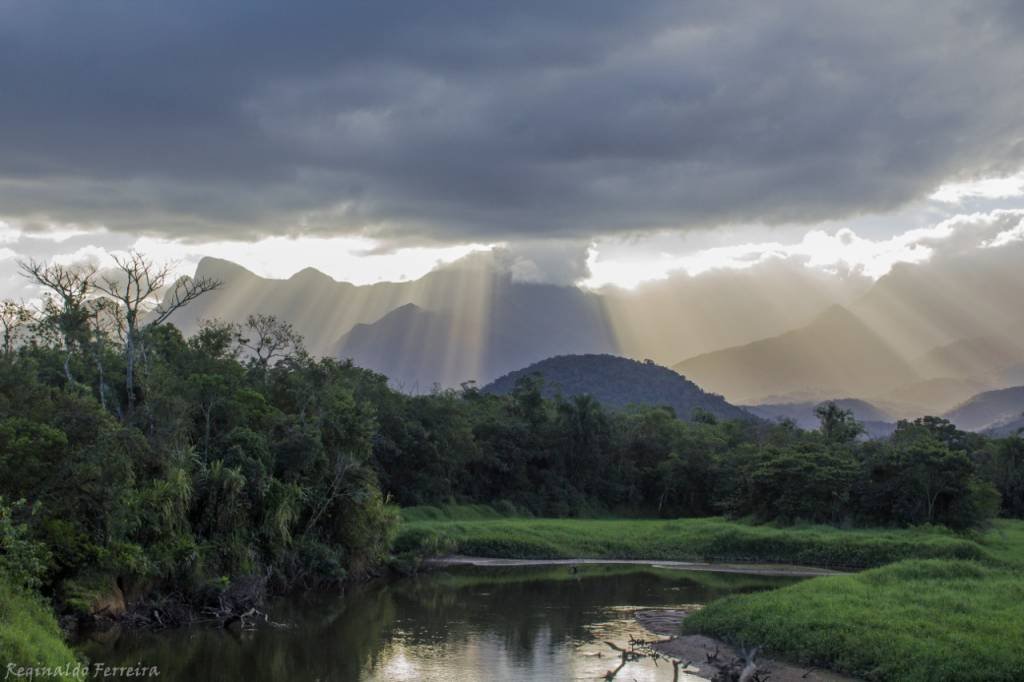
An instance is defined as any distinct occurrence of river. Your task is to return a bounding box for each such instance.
[76,564,800,681]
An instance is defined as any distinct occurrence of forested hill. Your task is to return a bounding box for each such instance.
[483,354,751,422]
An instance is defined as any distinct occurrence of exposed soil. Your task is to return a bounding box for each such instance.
[424,555,847,577]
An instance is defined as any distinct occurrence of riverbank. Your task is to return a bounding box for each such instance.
[673,519,1024,680]
[635,608,859,682]
[399,512,1024,681]
[425,555,845,577]
[395,513,994,568]
[682,558,1024,681]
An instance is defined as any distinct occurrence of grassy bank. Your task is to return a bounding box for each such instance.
[0,576,80,677]
[684,558,1024,681]
[395,510,993,569]
[680,520,1024,681]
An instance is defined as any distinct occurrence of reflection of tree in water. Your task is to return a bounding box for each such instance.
[77,567,796,680]
[379,566,792,667]
[78,586,399,682]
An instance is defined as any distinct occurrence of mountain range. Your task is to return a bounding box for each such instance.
[163,239,1024,426]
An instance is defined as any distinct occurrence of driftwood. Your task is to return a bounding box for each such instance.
[602,637,694,681]
[118,575,288,632]
[598,633,772,682]
[704,644,771,682]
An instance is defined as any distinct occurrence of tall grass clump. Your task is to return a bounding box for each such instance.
[0,575,80,677]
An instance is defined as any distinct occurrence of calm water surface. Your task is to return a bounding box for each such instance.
[77,565,798,682]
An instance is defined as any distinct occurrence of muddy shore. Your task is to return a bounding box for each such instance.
[424,555,847,577]
[634,608,860,682]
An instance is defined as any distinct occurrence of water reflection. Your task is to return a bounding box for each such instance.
[78,565,797,681]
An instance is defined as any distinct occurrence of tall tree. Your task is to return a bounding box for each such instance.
[18,260,97,383]
[94,252,221,412]
[815,401,864,444]
[236,314,304,373]
[0,300,32,356]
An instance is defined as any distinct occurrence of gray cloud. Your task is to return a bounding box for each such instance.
[493,241,594,286]
[1,1,1024,243]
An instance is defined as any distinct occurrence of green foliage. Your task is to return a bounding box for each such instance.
[0,310,398,609]
[974,435,1024,517]
[399,504,521,523]
[0,498,51,590]
[748,447,859,524]
[483,353,750,422]
[815,400,865,444]
[372,374,1009,528]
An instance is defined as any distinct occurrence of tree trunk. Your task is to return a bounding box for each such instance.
[63,348,74,384]
[125,328,135,413]
[96,351,107,410]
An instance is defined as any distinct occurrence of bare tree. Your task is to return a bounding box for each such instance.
[94,252,221,412]
[236,314,304,372]
[18,259,98,382]
[303,452,358,536]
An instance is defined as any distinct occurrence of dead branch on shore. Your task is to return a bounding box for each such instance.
[117,575,290,632]
[703,644,771,682]
[602,637,694,681]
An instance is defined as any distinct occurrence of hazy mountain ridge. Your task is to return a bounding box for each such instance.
[671,243,1024,408]
[482,354,750,423]
[673,305,918,404]
[912,319,1024,384]
[167,254,863,391]
[743,398,896,439]
[334,286,619,389]
[598,259,872,365]
[167,257,418,356]
[848,242,1024,357]
[165,241,1024,400]
[744,398,891,426]
[873,378,994,419]
[943,385,1024,433]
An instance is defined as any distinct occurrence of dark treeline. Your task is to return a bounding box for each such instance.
[0,254,1022,615]
[375,382,1018,529]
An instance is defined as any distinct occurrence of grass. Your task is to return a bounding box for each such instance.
[395,512,992,569]
[397,509,1024,681]
[683,559,1024,681]
[0,575,80,677]
[402,562,796,593]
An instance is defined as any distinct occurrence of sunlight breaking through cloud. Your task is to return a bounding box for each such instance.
[930,170,1024,203]
[582,210,1024,290]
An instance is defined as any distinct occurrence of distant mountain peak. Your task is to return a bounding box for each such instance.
[673,301,917,404]
[195,256,259,282]
[288,266,337,284]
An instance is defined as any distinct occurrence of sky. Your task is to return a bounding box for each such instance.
[2,1,1024,297]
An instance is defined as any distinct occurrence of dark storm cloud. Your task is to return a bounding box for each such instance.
[1,1,1023,242]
